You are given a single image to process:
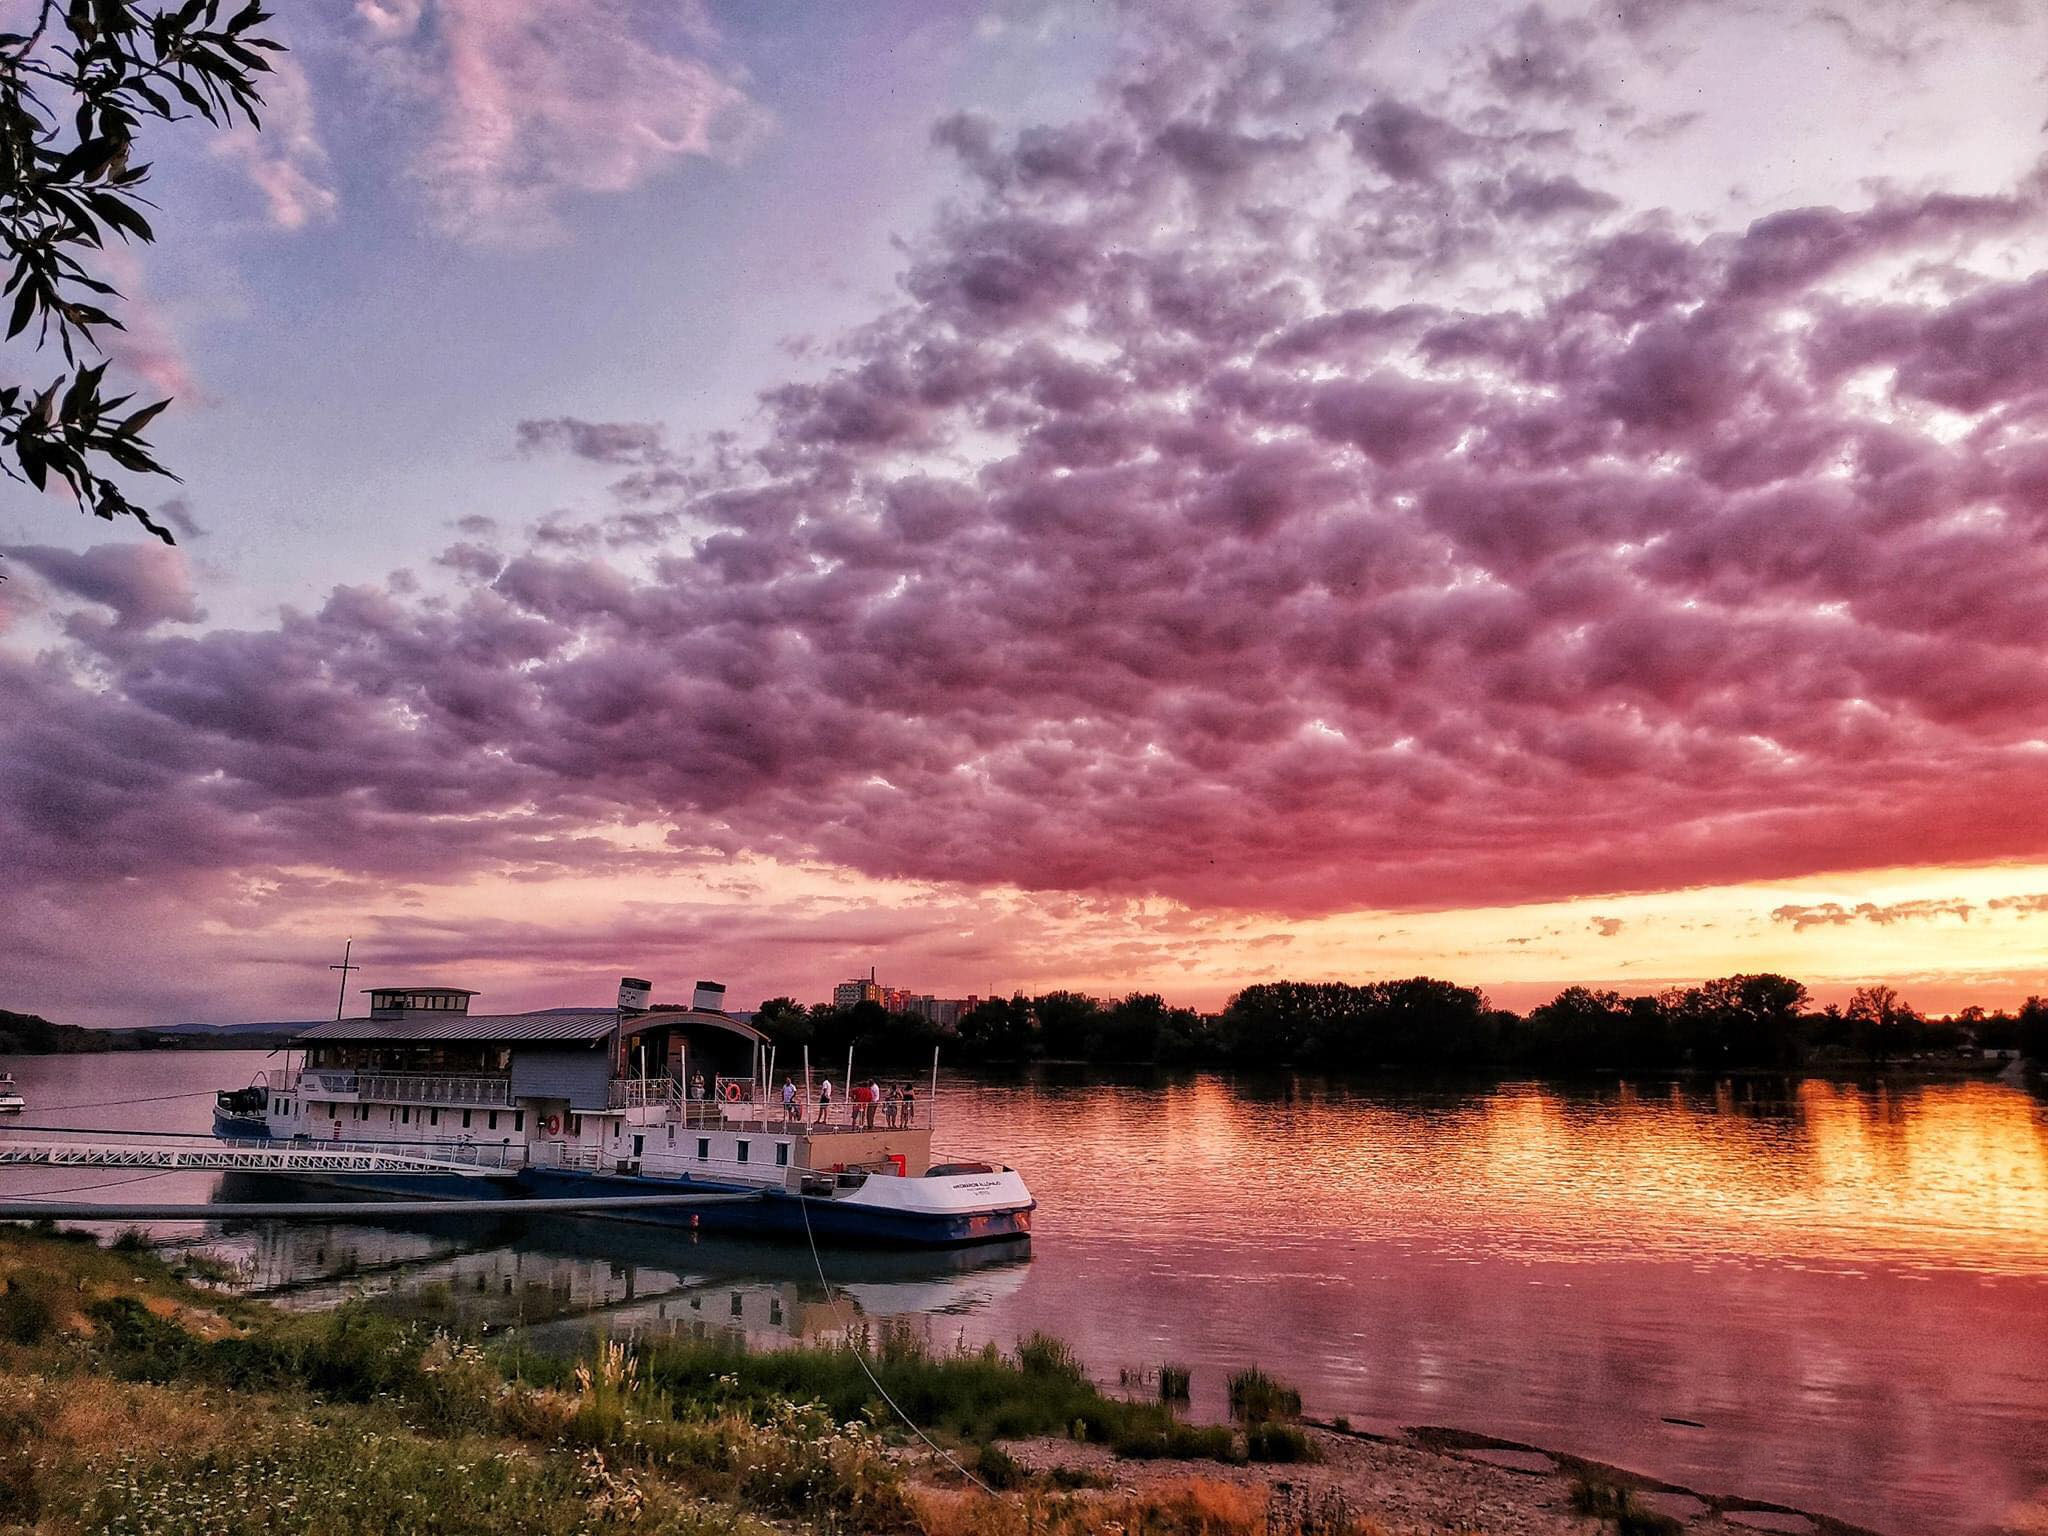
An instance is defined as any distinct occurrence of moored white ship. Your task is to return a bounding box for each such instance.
[0,1075,23,1114]
[216,977,1034,1247]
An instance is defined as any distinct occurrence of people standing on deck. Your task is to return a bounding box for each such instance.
[816,1077,833,1123]
[691,1072,706,1102]
[866,1081,882,1130]
[901,1083,916,1126]
[782,1077,799,1122]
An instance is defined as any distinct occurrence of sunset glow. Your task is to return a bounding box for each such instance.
[5,0,2048,1025]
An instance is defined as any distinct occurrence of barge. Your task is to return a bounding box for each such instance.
[211,978,1033,1248]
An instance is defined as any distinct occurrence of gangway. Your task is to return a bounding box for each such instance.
[0,1138,519,1179]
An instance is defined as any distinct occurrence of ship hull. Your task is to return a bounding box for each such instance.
[518,1168,1034,1247]
[212,1163,1033,1248]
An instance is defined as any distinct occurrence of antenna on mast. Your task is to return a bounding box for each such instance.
[329,939,359,1022]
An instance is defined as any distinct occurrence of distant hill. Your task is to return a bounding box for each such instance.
[0,1008,299,1053]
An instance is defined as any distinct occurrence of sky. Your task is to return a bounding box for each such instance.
[4,0,2048,1026]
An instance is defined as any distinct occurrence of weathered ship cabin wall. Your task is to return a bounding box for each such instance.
[509,1047,611,1109]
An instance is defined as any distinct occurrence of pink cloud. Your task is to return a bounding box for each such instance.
[212,54,338,230]
[10,0,2048,1021]
[356,0,767,243]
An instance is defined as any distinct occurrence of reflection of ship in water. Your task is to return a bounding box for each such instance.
[202,1172,1030,1352]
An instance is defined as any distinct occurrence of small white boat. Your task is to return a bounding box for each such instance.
[0,1075,23,1114]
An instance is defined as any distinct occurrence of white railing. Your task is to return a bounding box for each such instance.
[0,1135,523,1175]
[609,1077,684,1109]
[353,1074,511,1107]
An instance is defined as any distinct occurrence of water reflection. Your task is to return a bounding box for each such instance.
[199,1175,1032,1354]
[3,1050,2046,1534]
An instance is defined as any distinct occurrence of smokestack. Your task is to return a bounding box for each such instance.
[693,980,726,1013]
[618,977,652,1013]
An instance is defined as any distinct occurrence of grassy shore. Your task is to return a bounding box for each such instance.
[1,1222,1903,1536]
[0,1224,1351,1536]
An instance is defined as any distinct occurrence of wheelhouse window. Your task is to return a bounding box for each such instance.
[736,1140,749,1164]
[775,1143,789,1167]
[696,1138,708,1161]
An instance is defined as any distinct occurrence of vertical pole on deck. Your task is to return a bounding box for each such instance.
[803,1046,811,1119]
[930,1045,940,1131]
[845,1045,854,1128]
[329,938,357,1022]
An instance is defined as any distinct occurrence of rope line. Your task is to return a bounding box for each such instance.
[10,1168,180,1199]
[3,1088,217,1113]
[795,1185,996,1496]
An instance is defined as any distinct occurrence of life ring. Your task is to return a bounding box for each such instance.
[544,1113,561,1135]
[723,1083,742,1102]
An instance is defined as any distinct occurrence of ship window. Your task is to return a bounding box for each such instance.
[736,1140,749,1164]
[462,1110,472,1129]
[570,1114,583,1136]
[513,1112,524,1133]
[400,1107,410,1125]
[429,1109,439,1127]
[388,1108,397,1124]
[488,1112,498,1131]
[696,1138,708,1161]
[329,1104,339,1119]
[775,1143,788,1167]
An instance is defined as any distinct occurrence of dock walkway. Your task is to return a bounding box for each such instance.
[0,1138,517,1179]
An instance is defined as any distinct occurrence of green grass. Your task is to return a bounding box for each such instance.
[1225,1367,1302,1426]
[636,1326,1210,1452]
[1244,1423,1317,1463]
[0,1273,58,1346]
[76,1425,736,1536]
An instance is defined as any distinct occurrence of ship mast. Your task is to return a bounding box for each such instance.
[329,938,358,1022]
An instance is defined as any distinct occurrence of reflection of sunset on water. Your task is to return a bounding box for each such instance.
[942,1071,2048,1535]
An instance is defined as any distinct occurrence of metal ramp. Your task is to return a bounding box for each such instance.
[0,1138,518,1179]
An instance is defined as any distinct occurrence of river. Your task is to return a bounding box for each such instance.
[3,1050,2045,1534]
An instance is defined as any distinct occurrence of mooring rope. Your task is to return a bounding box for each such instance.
[795,1181,997,1496]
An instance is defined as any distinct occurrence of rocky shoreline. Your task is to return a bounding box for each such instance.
[969,1420,1890,1536]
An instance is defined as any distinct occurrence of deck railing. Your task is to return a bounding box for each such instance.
[610,1096,934,1132]
[298,1072,512,1107]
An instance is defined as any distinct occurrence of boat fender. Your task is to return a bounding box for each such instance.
[887,1153,907,1177]
[724,1083,742,1102]
[544,1113,561,1136]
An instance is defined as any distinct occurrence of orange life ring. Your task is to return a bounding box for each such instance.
[723,1083,742,1102]
[544,1113,561,1135]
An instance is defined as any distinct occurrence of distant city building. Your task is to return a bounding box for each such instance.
[827,973,972,1028]
[832,976,883,1010]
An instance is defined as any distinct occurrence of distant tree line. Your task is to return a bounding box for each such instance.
[742,978,2048,1077]
[0,1007,289,1054]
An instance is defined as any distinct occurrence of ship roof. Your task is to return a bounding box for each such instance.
[620,1006,769,1046]
[293,1009,619,1045]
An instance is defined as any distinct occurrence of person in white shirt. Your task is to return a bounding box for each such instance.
[782,1078,798,1121]
[815,1078,833,1123]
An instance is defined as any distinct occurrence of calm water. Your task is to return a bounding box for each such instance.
[4,1051,2046,1534]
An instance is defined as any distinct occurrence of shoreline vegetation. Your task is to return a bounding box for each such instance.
[6,975,2047,1082]
[0,1225,1884,1536]
[758,973,2048,1081]
[0,1009,296,1056]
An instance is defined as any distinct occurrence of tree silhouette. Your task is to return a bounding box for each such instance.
[2,1,281,542]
